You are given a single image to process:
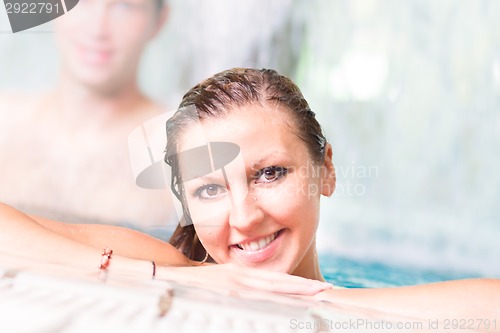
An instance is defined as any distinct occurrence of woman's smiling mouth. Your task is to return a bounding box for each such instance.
[230,229,285,263]
[235,230,281,252]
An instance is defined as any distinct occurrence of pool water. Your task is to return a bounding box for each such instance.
[319,253,482,288]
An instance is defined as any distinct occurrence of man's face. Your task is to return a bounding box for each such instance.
[55,0,164,94]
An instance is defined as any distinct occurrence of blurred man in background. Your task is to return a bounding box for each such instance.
[0,0,175,231]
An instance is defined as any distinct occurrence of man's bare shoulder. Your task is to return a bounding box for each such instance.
[0,91,32,106]
[0,91,46,124]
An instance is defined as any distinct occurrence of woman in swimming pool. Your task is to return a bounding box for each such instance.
[165,68,335,281]
[0,68,498,319]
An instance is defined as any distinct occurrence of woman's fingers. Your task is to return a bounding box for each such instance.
[159,263,332,295]
[228,266,332,295]
[234,274,331,295]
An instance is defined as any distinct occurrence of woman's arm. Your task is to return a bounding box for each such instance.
[0,202,158,277]
[29,214,190,266]
[315,278,500,320]
[0,202,332,294]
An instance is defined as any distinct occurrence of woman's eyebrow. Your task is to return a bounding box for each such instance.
[249,151,292,170]
[184,172,226,185]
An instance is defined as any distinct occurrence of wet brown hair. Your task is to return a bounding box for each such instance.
[165,68,326,262]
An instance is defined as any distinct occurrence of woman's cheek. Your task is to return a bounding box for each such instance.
[258,180,305,218]
[186,196,232,227]
[281,174,313,202]
[195,218,227,261]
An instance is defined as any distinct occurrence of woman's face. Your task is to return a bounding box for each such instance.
[177,103,335,275]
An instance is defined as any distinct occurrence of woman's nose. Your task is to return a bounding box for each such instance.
[228,192,264,232]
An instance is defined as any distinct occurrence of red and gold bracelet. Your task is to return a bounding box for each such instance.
[99,248,113,271]
[99,248,157,280]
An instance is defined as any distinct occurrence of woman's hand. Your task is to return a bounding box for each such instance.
[157,263,333,295]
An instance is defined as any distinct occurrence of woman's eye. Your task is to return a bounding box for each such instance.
[255,166,288,183]
[195,184,227,200]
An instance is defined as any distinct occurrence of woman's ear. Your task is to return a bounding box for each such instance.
[321,143,336,197]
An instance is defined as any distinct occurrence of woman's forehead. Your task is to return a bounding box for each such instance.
[179,105,294,148]
[175,104,308,167]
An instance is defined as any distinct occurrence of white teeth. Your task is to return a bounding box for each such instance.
[258,238,268,249]
[249,242,260,251]
[237,232,278,252]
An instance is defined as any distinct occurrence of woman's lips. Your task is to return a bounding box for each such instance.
[230,229,285,264]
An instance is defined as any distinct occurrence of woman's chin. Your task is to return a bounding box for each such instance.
[227,256,293,274]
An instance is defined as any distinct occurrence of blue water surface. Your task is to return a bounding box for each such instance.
[319,253,482,288]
